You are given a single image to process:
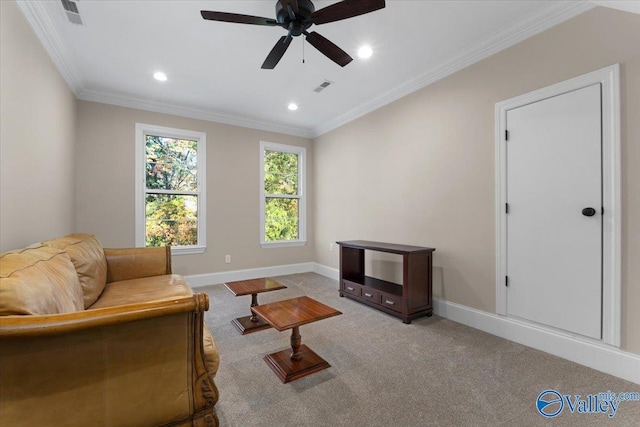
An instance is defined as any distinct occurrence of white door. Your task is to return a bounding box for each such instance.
[506,84,602,339]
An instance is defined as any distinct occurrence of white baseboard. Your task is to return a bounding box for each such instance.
[186,262,639,384]
[312,262,339,280]
[310,263,639,385]
[433,298,640,385]
[186,262,314,287]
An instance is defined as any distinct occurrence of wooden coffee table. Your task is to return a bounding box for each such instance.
[224,278,287,335]
[251,296,342,383]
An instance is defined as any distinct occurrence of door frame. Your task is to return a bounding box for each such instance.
[495,64,621,346]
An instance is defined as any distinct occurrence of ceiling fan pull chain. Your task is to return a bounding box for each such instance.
[201,0,386,69]
[302,37,305,64]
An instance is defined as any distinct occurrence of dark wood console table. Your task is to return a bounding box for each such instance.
[336,240,435,324]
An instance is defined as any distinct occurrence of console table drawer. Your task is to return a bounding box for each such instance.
[342,281,362,297]
[380,294,402,312]
[361,288,379,303]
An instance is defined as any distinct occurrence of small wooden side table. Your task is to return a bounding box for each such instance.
[224,278,287,335]
[252,296,342,383]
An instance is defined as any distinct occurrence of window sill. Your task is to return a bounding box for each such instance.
[261,240,306,249]
[171,246,206,255]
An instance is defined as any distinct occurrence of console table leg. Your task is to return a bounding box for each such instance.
[250,293,259,323]
[290,326,302,361]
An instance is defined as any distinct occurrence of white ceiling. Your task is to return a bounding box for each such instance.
[18,0,602,138]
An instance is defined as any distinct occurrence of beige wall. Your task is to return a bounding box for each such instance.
[0,1,77,251]
[313,7,640,354]
[75,101,314,276]
[3,0,637,355]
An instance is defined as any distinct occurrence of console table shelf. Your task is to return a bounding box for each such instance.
[337,240,435,324]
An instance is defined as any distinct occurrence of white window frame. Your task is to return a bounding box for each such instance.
[260,141,306,248]
[135,123,207,255]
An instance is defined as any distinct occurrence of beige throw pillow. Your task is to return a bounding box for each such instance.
[0,245,84,315]
[44,233,108,308]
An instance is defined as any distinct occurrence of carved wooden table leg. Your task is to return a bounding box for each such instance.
[230,292,271,335]
[249,293,260,323]
[223,278,287,335]
[263,324,332,383]
[290,326,302,361]
[252,296,342,383]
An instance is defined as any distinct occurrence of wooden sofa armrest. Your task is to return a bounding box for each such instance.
[0,293,206,338]
[0,292,218,427]
[104,246,172,283]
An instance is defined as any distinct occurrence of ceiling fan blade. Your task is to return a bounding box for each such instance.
[201,10,278,26]
[261,36,293,69]
[311,0,385,25]
[305,31,353,67]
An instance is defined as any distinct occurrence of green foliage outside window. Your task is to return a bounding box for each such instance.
[145,135,199,246]
[264,150,299,241]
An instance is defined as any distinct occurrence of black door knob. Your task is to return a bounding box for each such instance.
[582,207,596,217]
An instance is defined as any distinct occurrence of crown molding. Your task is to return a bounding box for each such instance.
[77,89,315,139]
[311,1,596,138]
[19,0,594,140]
[15,0,83,94]
[591,0,640,15]
[17,0,313,138]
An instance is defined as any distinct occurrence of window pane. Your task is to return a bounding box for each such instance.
[146,135,198,191]
[264,150,298,195]
[146,194,198,246]
[265,198,298,241]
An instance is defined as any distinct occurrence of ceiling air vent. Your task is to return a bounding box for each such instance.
[313,80,334,93]
[61,0,82,25]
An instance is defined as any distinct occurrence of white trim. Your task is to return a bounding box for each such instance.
[312,263,339,281]
[432,297,639,385]
[310,1,594,137]
[21,0,592,139]
[15,0,83,94]
[309,263,639,383]
[259,141,307,247]
[78,89,314,139]
[591,1,640,15]
[495,64,621,347]
[171,246,206,256]
[185,262,314,287]
[261,240,307,249]
[134,123,207,253]
[600,65,622,347]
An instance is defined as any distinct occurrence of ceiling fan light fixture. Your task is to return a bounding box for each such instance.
[357,45,373,59]
[153,71,168,82]
[288,102,299,111]
[201,0,386,69]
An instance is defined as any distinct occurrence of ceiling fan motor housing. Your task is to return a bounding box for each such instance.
[276,0,315,36]
[201,0,386,68]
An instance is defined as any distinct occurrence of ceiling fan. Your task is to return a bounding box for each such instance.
[200,0,386,69]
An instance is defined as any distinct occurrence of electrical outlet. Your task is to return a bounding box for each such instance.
[329,243,334,252]
[225,255,231,264]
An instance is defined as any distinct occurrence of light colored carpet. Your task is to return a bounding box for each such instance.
[200,273,639,426]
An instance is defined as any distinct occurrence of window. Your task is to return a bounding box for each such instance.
[135,123,206,254]
[260,141,306,248]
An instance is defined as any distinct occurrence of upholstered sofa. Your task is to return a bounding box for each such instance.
[0,233,219,426]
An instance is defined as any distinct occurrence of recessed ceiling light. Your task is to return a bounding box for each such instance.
[288,103,298,111]
[358,45,373,59]
[153,71,168,82]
